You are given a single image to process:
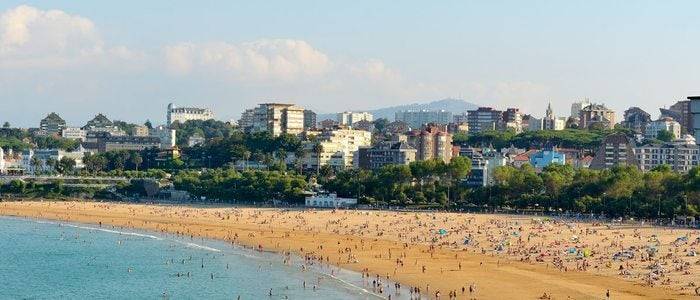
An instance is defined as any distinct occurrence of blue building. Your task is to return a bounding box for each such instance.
[529,147,566,169]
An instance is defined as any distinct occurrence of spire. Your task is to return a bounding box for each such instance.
[546,102,554,118]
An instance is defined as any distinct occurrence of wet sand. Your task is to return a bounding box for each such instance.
[1,201,697,299]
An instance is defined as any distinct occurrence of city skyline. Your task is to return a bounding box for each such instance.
[2,1,700,127]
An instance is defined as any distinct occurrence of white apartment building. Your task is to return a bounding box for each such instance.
[644,117,681,140]
[61,127,87,141]
[247,103,305,136]
[634,135,699,173]
[22,147,87,174]
[304,129,372,169]
[337,111,373,126]
[167,103,214,126]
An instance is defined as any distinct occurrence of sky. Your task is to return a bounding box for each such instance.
[1,1,699,127]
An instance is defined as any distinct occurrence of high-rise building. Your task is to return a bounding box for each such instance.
[337,111,373,126]
[644,117,681,141]
[395,110,452,129]
[589,134,639,170]
[579,103,616,129]
[39,112,66,134]
[690,96,700,144]
[303,110,317,130]
[467,107,503,133]
[406,125,453,163]
[622,107,652,134]
[246,103,305,136]
[166,103,214,126]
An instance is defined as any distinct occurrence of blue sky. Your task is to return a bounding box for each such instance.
[1,1,699,127]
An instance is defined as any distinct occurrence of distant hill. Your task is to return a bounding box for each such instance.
[317,98,479,122]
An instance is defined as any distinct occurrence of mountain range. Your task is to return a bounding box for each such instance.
[317,98,479,122]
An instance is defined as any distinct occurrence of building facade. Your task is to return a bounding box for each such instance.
[150,125,177,149]
[622,107,652,134]
[467,107,503,133]
[39,112,66,134]
[644,117,681,141]
[579,103,616,129]
[634,136,699,173]
[660,100,691,134]
[503,108,523,133]
[357,141,417,170]
[303,129,372,169]
[542,103,566,131]
[247,103,305,136]
[395,110,452,129]
[167,103,214,126]
[406,125,453,163]
[82,114,126,136]
[337,111,373,126]
[589,134,639,170]
[570,99,591,119]
[529,147,566,169]
[303,109,317,130]
[61,127,87,141]
[22,147,87,174]
[690,96,700,144]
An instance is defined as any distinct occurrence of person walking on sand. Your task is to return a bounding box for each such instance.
[606,289,610,300]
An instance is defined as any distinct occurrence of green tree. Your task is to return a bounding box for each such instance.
[58,157,76,174]
[656,129,675,142]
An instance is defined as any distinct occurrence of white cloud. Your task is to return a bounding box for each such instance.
[0,5,139,69]
[164,39,332,81]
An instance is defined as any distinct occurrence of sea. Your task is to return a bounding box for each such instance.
[0,216,410,299]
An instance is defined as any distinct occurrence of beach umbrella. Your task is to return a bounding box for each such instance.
[438,229,448,235]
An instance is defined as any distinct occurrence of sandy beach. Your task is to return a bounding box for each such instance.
[1,201,697,299]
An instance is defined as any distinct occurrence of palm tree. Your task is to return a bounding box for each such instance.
[243,150,251,170]
[294,148,306,174]
[312,143,323,176]
[30,156,42,175]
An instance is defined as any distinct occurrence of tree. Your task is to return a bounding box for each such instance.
[144,120,153,129]
[58,157,76,174]
[312,143,323,175]
[2,122,9,128]
[84,153,107,174]
[30,156,42,174]
[129,152,143,171]
[45,157,57,174]
[656,129,675,142]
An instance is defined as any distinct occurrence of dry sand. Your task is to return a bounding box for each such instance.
[1,200,698,299]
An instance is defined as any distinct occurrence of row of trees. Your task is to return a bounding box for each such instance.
[183,132,303,169]
[322,161,700,218]
[173,169,307,202]
[321,157,472,207]
[453,128,632,150]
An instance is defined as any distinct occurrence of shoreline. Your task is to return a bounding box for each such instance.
[0,200,695,299]
[1,214,398,299]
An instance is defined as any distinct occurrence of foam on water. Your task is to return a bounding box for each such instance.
[0,216,413,299]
